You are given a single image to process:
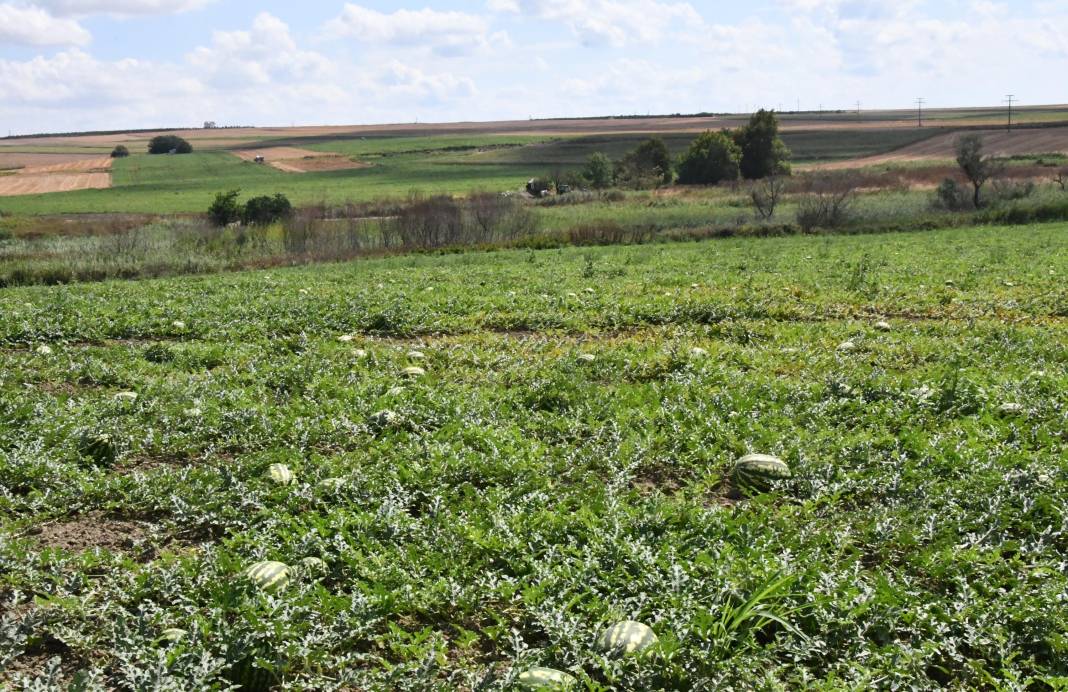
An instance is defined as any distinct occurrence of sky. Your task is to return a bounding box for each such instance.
[0,0,1065,135]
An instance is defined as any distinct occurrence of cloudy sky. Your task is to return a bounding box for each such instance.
[0,0,1065,134]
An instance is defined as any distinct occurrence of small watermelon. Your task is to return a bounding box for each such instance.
[268,463,295,486]
[368,410,400,430]
[577,353,596,363]
[874,321,892,332]
[318,477,346,492]
[998,402,1025,416]
[595,621,658,657]
[518,667,578,690]
[407,350,426,360]
[114,391,139,402]
[402,366,426,378]
[36,345,53,356]
[733,453,791,494]
[77,432,117,466]
[245,561,291,593]
[299,557,327,577]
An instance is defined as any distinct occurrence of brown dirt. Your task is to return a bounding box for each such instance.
[32,513,148,554]
[0,157,112,196]
[233,147,370,173]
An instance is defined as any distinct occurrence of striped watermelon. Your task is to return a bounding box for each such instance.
[226,656,277,692]
[268,464,295,486]
[158,628,187,644]
[245,561,291,593]
[518,666,578,690]
[368,410,400,430]
[733,453,791,493]
[595,621,658,657]
[402,366,426,377]
[299,557,327,577]
[77,432,117,466]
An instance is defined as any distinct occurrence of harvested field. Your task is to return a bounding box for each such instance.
[0,152,110,170]
[233,146,369,173]
[813,127,1068,169]
[0,157,112,196]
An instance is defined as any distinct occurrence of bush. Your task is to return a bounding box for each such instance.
[676,131,741,185]
[582,153,613,189]
[796,174,857,231]
[208,190,242,227]
[243,194,293,226]
[933,178,972,211]
[990,179,1036,203]
[614,138,673,188]
[383,193,536,250]
[148,135,193,155]
[110,145,130,159]
[750,176,786,220]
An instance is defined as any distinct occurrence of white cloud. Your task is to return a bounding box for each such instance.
[489,0,701,46]
[0,3,91,46]
[31,0,212,16]
[324,4,505,56]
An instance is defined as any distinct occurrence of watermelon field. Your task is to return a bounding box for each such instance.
[0,224,1066,689]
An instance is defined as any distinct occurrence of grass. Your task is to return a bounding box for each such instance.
[0,224,1065,689]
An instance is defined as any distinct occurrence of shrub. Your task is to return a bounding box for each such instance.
[796,174,857,231]
[990,179,1036,203]
[110,145,130,159]
[750,176,786,220]
[243,194,293,226]
[933,178,972,211]
[677,131,741,185]
[148,135,193,155]
[582,153,613,189]
[615,138,673,188]
[208,190,242,227]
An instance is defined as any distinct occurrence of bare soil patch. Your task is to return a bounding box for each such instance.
[0,157,112,196]
[32,513,148,554]
[233,147,369,173]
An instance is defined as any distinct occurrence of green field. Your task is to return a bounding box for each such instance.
[1,225,1065,689]
[0,128,945,216]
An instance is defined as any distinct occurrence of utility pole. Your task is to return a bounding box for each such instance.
[915,97,925,127]
[1004,95,1015,132]
[856,101,862,122]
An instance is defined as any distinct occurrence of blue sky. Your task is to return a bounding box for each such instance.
[0,0,1065,134]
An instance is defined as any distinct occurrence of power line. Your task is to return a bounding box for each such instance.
[915,97,926,128]
[1004,95,1016,132]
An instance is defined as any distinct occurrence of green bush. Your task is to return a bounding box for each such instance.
[582,153,613,189]
[243,194,293,226]
[208,190,242,226]
[148,135,193,155]
[110,145,130,159]
[734,109,791,179]
[677,131,742,185]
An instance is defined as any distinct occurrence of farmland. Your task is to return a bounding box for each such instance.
[1,225,1066,689]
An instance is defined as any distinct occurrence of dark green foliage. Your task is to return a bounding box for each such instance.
[582,152,613,189]
[110,145,130,159]
[676,130,742,185]
[733,110,791,179]
[242,194,293,226]
[76,431,117,466]
[147,135,193,155]
[934,178,972,211]
[614,138,673,188]
[208,189,242,226]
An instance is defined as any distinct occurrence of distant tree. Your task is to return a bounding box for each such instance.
[750,175,786,220]
[208,189,242,226]
[615,137,673,188]
[582,152,613,189]
[110,145,130,159]
[148,135,193,155]
[243,193,293,225]
[1052,167,1067,192]
[733,109,791,179]
[676,130,741,185]
[955,134,999,208]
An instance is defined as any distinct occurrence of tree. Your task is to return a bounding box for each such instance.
[148,135,193,155]
[733,109,791,179]
[242,193,293,225]
[955,134,999,208]
[1052,167,1067,192]
[110,145,130,159]
[750,176,786,220]
[676,130,741,185]
[582,153,613,189]
[615,138,673,188]
[208,189,242,226]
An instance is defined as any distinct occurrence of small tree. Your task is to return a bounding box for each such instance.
[734,109,791,179]
[955,135,999,208]
[243,194,293,225]
[582,153,613,189]
[676,130,741,185]
[148,135,193,155]
[796,174,857,231]
[615,138,673,188]
[1052,167,1067,192]
[208,189,242,226]
[110,145,130,159]
[750,176,786,220]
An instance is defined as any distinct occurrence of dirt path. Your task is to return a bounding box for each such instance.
[233,147,370,173]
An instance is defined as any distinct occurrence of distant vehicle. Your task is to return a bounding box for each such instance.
[254,155,265,164]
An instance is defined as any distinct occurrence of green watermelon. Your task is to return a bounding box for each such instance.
[595,621,658,656]
[299,557,327,578]
[158,628,187,644]
[402,366,426,378]
[245,561,291,593]
[226,656,277,691]
[268,464,295,486]
[77,432,117,466]
[518,666,578,690]
[368,410,400,430]
[733,453,791,493]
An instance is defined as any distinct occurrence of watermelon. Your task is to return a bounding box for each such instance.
[77,432,117,466]
[36,345,53,356]
[998,402,1025,416]
[368,410,400,430]
[837,340,856,352]
[577,353,596,363]
[733,453,791,493]
[402,366,426,378]
[595,621,658,656]
[299,557,327,577]
[226,656,277,692]
[518,667,578,690]
[114,391,139,402]
[268,464,295,486]
[691,347,708,357]
[245,561,291,593]
[875,321,892,332]
[407,350,426,360]
[318,477,346,492]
